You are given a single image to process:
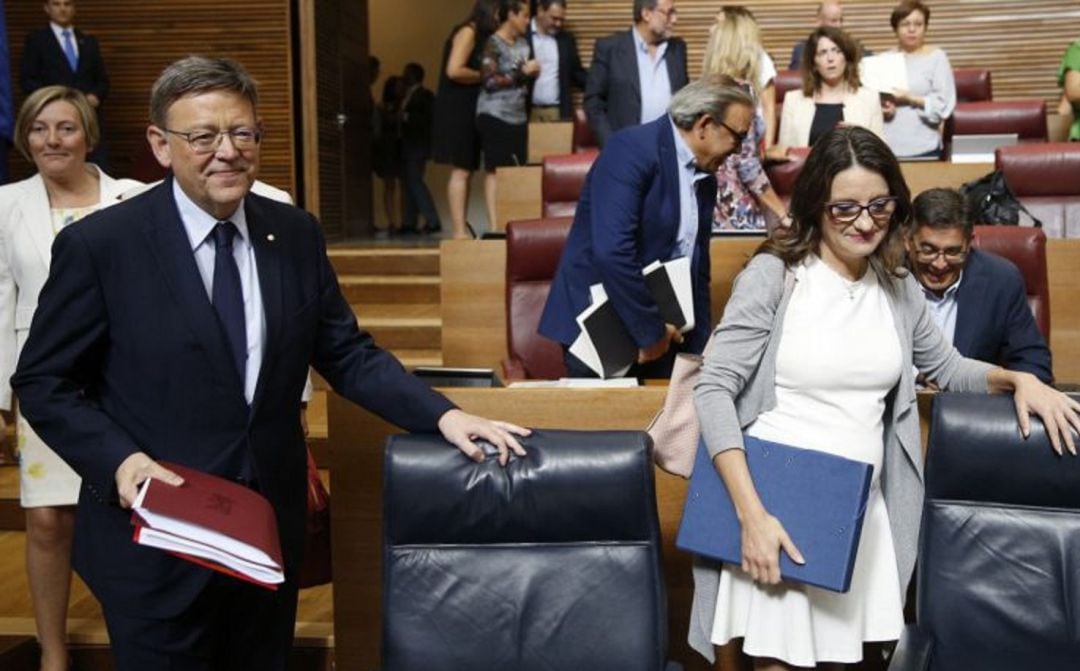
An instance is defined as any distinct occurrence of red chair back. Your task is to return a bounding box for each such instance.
[995,143,1080,238]
[503,218,573,379]
[971,225,1050,340]
[954,68,993,102]
[542,151,598,218]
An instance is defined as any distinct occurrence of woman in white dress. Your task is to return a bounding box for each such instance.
[690,126,1080,669]
[0,86,141,671]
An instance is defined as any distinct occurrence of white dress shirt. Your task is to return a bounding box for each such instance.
[670,118,710,259]
[49,22,79,60]
[530,19,561,106]
[921,272,963,345]
[173,180,266,404]
[632,27,672,125]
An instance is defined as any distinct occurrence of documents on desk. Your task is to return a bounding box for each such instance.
[569,257,694,378]
[131,462,285,589]
[677,437,873,593]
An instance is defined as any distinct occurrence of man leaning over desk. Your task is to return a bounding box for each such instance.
[12,55,528,671]
[540,76,754,378]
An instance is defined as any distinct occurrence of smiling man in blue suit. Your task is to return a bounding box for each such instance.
[12,56,528,671]
[906,187,1052,383]
[540,76,754,378]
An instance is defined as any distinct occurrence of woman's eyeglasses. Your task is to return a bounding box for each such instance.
[825,196,898,225]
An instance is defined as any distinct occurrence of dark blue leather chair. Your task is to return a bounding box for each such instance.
[382,430,669,671]
[889,393,1080,670]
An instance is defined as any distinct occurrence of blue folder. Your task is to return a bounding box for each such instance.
[676,436,874,593]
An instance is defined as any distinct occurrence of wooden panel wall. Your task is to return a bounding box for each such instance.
[565,0,1079,105]
[5,1,295,195]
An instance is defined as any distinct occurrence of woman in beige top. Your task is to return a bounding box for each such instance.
[779,26,884,148]
[0,86,140,671]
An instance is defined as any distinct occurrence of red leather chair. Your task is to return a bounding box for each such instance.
[947,100,1047,146]
[953,68,992,102]
[995,143,1080,238]
[541,151,598,218]
[774,69,802,104]
[971,225,1050,340]
[501,217,573,380]
[765,147,810,206]
[572,108,597,153]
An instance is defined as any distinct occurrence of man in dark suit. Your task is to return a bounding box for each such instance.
[584,0,688,147]
[399,62,441,234]
[21,0,110,166]
[540,77,753,378]
[526,0,587,122]
[12,56,527,671]
[907,188,1052,383]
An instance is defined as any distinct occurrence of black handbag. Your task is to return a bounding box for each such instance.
[959,170,1042,227]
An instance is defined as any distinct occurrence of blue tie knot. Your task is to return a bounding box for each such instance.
[212,221,238,250]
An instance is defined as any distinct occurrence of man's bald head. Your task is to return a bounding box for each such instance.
[817,1,844,27]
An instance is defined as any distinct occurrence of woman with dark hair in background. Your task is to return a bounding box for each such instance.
[372,75,405,233]
[476,0,539,232]
[779,26,883,148]
[432,0,500,239]
[0,85,141,671]
[689,126,1080,669]
[881,0,955,158]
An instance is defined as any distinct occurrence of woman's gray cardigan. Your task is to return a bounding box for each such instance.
[688,253,993,662]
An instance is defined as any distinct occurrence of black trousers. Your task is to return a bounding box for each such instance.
[102,572,299,671]
[402,143,441,231]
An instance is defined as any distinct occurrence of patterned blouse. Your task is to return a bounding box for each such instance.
[712,103,772,232]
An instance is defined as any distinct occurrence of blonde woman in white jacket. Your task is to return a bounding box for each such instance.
[779,26,884,148]
[0,86,140,671]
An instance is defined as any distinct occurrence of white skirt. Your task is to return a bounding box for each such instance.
[18,411,80,508]
[709,487,904,666]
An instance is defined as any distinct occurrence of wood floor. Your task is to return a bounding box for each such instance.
[0,243,441,668]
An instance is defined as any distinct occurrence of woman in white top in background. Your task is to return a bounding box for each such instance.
[779,26,884,148]
[0,85,141,671]
[881,0,956,158]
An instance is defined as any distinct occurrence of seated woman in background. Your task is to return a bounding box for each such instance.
[702,6,790,232]
[689,125,1080,669]
[881,0,955,158]
[0,85,141,671]
[779,26,884,148]
[476,0,539,232]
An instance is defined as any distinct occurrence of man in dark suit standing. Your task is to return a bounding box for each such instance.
[584,0,688,147]
[907,188,1053,383]
[540,77,753,378]
[12,56,527,671]
[21,0,109,165]
[526,0,587,122]
[399,62,441,234]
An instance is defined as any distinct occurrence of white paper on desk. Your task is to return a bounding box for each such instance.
[508,377,640,389]
[860,53,908,94]
[643,257,695,333]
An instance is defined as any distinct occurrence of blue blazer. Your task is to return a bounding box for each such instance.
[954,248,1052,382]
[584,30,688,147]
[12,180,454,618]
[539,116,715,355]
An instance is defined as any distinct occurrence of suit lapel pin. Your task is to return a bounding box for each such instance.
[267,234,275,242]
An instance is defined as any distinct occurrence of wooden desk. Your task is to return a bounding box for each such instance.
[489,161,995,233]
[493,165,542,233]
[329,387,940,671]
[527,121,573,164]
[441,238,1080,382]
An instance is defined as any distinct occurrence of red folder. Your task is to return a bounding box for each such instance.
[130,461,284,589]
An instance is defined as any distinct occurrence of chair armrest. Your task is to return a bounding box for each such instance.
[500,358,527,381]
[888,624,933,671]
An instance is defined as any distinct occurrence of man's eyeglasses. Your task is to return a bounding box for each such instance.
[913,246,968,264]
[825,196,898,225]
[162,127,262,154]
[653,6,677,19]
[717,119,749,146]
